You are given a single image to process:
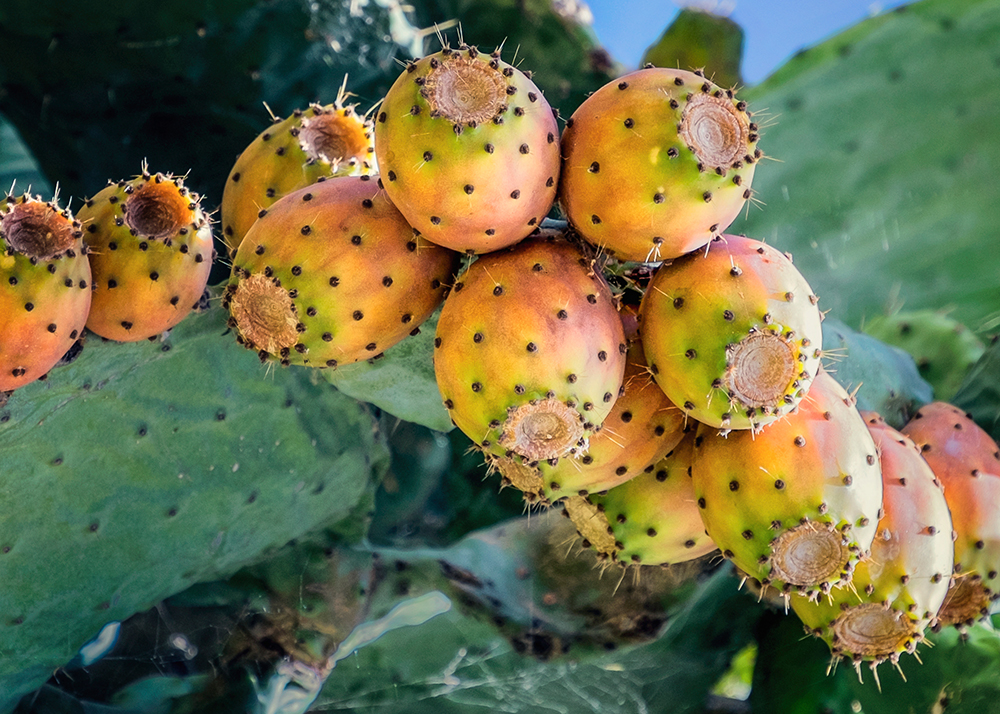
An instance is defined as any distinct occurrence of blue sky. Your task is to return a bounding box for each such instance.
[587,0,912,85]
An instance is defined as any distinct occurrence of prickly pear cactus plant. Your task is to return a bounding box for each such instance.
[374,44,561,254]
[224,175,459,368]
[638,234,823,431]
[559,67,759,262]
[0,192,91,392]
[791,413,954,682]
[434,231,626,465]
[691,370,883,600]
[75,170,214,342]
[220,89,376,255]
[901,402,1000,629]
[566,428,718,567]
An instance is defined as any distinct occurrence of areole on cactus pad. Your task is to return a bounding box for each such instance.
[0,192,91,392]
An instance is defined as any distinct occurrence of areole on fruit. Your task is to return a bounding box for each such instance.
[768,521,852,588]
[724,330,798,411]
[227,274,300,356]
[499,397,586,462]
[422,54,507,125]
[1,200,78,260]
[123,180,189,239]
[678,92,749,169]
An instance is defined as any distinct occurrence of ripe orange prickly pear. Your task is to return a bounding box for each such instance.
[638,234,822,432]
[221,85,375,255]
[0,192,92,391]
[559,67,759,262]
[76,170,214,342]
[224,175,458,368]
[565,428,718,567]
[691,370,883,600]
[434,231,625,464]
[375,44,560,254]
[902,402,1000,628]
[791,413,954,682]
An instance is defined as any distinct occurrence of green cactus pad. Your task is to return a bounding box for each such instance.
[864,309,986,402]
[0,299,389,705]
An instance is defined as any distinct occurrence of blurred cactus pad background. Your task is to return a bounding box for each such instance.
[2,0,1000,712]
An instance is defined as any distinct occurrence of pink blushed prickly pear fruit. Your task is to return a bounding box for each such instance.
[691,371,883,600]
[221,85,375,255]
[0,193,92,391]
[224,175,458,368]
[638,235,822,432]
[434,231,625,466]
[791,413,953,683]
[902,402,1000,629]
[559,68,759,262]
[375,44,560,254]
[76,170,214,342]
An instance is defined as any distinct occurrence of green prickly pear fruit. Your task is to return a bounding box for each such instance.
[0,192,91,391]
[790,412,954,680]
[863,309,986,401]
[565,428,718,567]
[558,68,759,262]
[901,402,1000,629]
[374,44,560,254]
[221,89,376,256]
[224,175,458,368]
[691,370,883,600]
[76,170,214,342]
[434,231,625,465]
[492,306,685,505]
[638,234,823,432]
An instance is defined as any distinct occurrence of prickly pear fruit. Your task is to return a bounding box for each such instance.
[75,170,214,342]
[901,402,1000,628]
[691,370,883,600]
[638,235,823,431]
[565,428,718,567]
[225,175,458,368]
[0,193,91,391]
[558,67,759,262]
[492,307,685,505]
[791,413,954,679]
[221,89,375,255]
[434,232,625,464]
[374,44,560,254]
[864,309,985,401]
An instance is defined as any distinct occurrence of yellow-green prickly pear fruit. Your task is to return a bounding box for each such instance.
[559,67,759,262]
[0,192,91,391]
[375,44,560,254]
[638,234,823,432]
[691,370,883,601]
[221,85,375,255]
[76,170,214,342]
[791,413,954,683]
